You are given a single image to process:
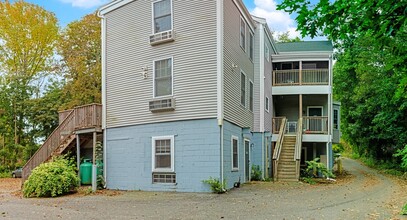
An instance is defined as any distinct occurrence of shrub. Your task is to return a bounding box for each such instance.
[401,203,407,215]
[251,165,263,181]
[305,158,335,179]
[203,177,226,194]
[0,172,11,178]
[23,156,79,197]
[394,145,407,171]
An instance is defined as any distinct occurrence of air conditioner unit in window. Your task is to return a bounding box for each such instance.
[149,30,175,45]
[149,98,175,112]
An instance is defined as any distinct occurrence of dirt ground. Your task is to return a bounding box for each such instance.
[0,158,406,219]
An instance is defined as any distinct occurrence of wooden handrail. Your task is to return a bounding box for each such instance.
[294,118,303,180]
[273,118,287,180]
[22,104,102,182]
[272,117,285,134]
[303,116,328,134]
[272,69,329,86]
[22,110,75,181]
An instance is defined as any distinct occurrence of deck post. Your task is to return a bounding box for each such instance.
[299,94,303,119]
[76,134,81,186]
[299,61,302,85]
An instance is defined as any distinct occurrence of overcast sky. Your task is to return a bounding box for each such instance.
[23,0,311,39]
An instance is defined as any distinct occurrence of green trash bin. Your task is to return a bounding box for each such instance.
[80,159,92,185]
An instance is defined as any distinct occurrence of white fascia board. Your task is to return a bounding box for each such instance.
[217,0,224,124]
[98,0,133,15]
[233,0,256,32]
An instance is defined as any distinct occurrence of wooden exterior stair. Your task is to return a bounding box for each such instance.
[22,104,102,182]
[277,136,297,181]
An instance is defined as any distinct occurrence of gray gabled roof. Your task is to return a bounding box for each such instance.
[276,41,333,53]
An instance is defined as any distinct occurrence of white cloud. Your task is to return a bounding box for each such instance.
[59,0,109,9]
[250,0,300,39]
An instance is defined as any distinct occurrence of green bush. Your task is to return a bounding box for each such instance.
[0,172,11,178]
[203,177,226,194]
[251,165,263,181]
[401,203,407,215]
[23,156,79,197]
[305,158,335,179]
[394,145,407,171]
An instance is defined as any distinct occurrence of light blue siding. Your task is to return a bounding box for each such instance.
[251,133,263,168]
[106,119,220,192]
[222,120,248,189]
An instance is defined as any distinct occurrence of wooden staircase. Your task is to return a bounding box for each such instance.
[277,135,297,181]
[273,117,303,182]
[22,104,102,182]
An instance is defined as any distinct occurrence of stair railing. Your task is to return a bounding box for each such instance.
[273,117,287,180]
[22,110,76,182]
[294,117,303,180]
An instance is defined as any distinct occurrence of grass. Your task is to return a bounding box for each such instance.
[401,203,407,215]
[0,172,11,178]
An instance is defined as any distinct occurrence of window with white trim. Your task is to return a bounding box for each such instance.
[240,71,246,107]
[265,97,269,112]
[153,0,172,33]
[154,58,172,97]
[240,18,246,51]
[249,31,254,60]
[265,45,270,62]
[152,136,174,173]
[249,80,253,111]
[232,136,239,170]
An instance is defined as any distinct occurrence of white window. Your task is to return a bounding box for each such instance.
[152,136,174,173]
[231,136,239,170]
[265,97,269,112]
[154,58,173,97]
[249,80,253,111]
[240,18,246,51]
[265,45,270,62]
[249,32,254,60]
[153,0,172,33]
[240,71,246,107]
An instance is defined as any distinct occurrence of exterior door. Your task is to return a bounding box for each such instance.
[307,107,323,132]
[244,140,250,182]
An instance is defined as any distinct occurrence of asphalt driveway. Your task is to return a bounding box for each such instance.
[0,158,406,219]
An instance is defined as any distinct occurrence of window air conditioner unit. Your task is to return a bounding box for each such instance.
[149,98,175,112]
[149,30,175,45]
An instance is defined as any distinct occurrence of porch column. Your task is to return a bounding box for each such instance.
[299,60,302,85]
[76,134,81,186]
[299,94,303,119]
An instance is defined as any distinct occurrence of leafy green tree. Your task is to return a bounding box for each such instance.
[278,0,407,165]
[58,13,102,109]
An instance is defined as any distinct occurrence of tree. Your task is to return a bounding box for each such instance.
[0,0,59,169]
[277,0,407,164]
[275,31,301,43]
[58,13,102,109]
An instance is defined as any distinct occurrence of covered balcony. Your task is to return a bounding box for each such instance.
[272,61,329,86]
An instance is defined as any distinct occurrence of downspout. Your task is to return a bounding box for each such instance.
[97,11,107,184]
[216,0,224,184]
[259,23,265,178]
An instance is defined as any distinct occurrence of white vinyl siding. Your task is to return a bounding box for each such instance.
[240,18,246,51]
[105,0,217,128]
[240,71,246,107]
[154,58,173,97]
[249,80,253,112]
[153,0,172,33]
[152,136,174,173]
[232,136,239,170]
[265,44,270,62]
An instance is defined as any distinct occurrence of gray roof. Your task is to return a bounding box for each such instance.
[276,41,333,53]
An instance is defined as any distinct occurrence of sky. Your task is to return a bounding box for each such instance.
[23,0,317,40]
